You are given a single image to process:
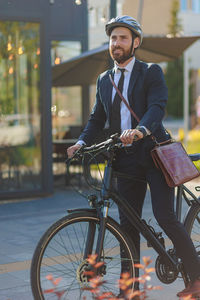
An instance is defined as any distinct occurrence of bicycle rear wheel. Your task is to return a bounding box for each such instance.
[184,202,200,257]
[31,211,137,299]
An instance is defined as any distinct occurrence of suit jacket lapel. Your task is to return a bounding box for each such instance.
[128,59,141,102]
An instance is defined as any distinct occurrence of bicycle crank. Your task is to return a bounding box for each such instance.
[155,249,179,284]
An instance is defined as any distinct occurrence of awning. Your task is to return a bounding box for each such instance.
[52,35,200,87]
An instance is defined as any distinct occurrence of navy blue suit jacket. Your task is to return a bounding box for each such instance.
[79,59,170,159]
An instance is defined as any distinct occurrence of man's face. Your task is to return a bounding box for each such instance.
[109,27,139,64]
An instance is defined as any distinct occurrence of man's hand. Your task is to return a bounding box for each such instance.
[67,144,82,158]
[120,129,143,145]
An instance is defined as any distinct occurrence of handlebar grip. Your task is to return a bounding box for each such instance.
[66,145,84,163]
[133,135,139,141]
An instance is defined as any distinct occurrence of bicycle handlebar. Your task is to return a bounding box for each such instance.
[66,134,122,163]
[66,135,200,193]
[83,134,122,152]
[67,134,200,163]
[74,133,140,155]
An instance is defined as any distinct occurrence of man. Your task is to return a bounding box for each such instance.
[67,16,200,298]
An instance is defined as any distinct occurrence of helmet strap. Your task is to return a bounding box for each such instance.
[128,33,136,58]
[130,39,135,57]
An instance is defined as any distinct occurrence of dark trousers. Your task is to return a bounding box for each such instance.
[115,150,200,282]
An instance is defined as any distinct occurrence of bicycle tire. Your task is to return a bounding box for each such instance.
[184,202,200,257]
[31,211,138,300]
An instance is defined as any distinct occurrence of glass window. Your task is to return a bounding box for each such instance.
[88,7,96,28]
[51,86,82,140]
[192,0,200,12]
[51,41,81,65]
[117,2,123,15]
[51,41,82,177]
[51,40,82,141]
[0,21,41,192]
[180,0,187,10]
[88,2,109,28]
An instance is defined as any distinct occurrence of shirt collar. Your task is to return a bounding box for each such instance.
[114,57,135,74]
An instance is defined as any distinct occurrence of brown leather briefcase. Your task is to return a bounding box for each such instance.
[151,142,200,187]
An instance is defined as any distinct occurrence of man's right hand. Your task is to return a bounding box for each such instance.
[67,144,82,158]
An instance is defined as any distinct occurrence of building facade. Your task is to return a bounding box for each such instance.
[88,0,174,49]
[179,0,200,96]
[0,0,88,199]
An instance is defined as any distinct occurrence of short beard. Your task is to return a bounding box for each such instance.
[110,46,133,64]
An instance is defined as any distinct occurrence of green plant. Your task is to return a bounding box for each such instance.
[178,128,200,170]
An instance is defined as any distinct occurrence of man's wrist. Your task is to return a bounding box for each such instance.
[76,140,86,146]
[136,126,149,138]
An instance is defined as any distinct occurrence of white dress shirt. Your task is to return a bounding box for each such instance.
[113,58,135,133]
[113,58,151,135]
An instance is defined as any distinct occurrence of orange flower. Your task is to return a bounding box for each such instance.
[142,256,152,266]
[95,261,105,269]
[46,274,53,281]
[44,288,55,294]
[87,254,98,265]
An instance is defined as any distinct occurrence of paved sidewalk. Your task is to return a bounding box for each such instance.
[0,188,90,300]
[0,179,199,300]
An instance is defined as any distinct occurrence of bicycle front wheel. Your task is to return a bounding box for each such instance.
[184,202,200,257]
[31,211,137,300]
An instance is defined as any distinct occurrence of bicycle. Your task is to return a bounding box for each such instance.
[31,134,200,299]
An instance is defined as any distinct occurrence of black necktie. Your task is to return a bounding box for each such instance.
[110,68,125,135]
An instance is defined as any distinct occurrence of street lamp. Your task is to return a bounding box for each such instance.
[110,0,116,19]
[137,0,144,24]
[183,50,189,145]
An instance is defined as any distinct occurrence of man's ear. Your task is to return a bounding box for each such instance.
[133,37,140,49]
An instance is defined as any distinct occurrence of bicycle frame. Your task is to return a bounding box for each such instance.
[102,160,179,268]
[76,154,184,279]
[67,138,200,286]
[176,184,200,221]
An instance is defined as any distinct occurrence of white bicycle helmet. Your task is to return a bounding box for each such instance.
[105,15,143,46]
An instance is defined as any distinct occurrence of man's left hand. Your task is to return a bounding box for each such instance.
[120,129,143,145]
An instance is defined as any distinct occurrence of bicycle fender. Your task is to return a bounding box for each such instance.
[67,208,97,214]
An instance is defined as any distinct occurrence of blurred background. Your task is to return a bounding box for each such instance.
[0,0,200,200]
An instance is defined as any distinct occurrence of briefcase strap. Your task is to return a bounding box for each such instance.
[109,74,173,144]
[152,136,173,146]
[109,74,140,123]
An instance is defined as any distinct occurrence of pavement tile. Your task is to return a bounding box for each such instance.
[9,269,31,282]
[0,255,16,265]
[0,272,26,289]
[0,284,33,300]
[0,244,25,257]
[8,252,33,261]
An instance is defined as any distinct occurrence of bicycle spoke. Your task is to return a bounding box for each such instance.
[31,214,136,299]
